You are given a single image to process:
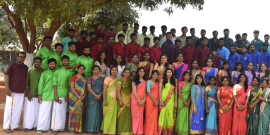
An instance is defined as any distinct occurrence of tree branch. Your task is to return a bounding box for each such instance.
[6,14,15,28]
[24,18,28,35]
[27,18,36,52]
[36,19,46,35]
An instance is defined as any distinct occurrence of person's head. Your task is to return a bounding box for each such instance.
[201,37,208,46]
[160,54,168,64]
[122,69,131,78]
[181,26,188,34]
[200,29,206,37]
[17,52,26,63]
[134,23,139,31]
[47,58,56,70]
[211,48,217,56]
[130,33,137,42]
[33,57,42,68]
[170,28,176,36]
[252,77,260,87]
[142,51,150,61]
[194,74,205,86]
[108,36,114,45]
[142,26,148,33]
[110,66,118,76]
[150,70,159,81]
[68,29,75,38]
[190,59,199,70]
[44,36,53,47]
[61,55,69,66]
[205,57,213,67]
[68,42,77,52]
[229,45,236,54]
[54,43,63,54]
[212,30,218,38]
[242,33,247,41]
[118,34,125,42]
[247,61,254,70]
[166,32,172,41]
[262,42,268,52]
[77,65,85,76]
[98,23,105,31]
[250,44,256,52]
[233,61,244,72]
[162,68,176,86]
[176,52,184,62]
[223,29,229,37]
[253,30,259,38]
[260,62,269,78]
[83,45,90,57]
[218,38,224,47]
[80,30,87,40]
[236,73,248,92]
[182,71,191,82]
[241,45,247,54]
[123,23,128,31]
[92,65,100,75]
[131,54,139,64]
[190,28,195,36]
[235,34,241,42]
[161,25,167,33]
[261,79,269,89]
[150,25,155,34]
[97,35,104,44]
[113,53,125,66]
[134,67,146,85]
[186,36,192,46]
[89,32,96,40]
[109,23,115,31]
[264,34,269,42]
[144,37,150,46]
[154,37,160,45]
[221,76,229,86]
[175,39,181,49]
[221,61,231,79]
[97,50,107,65]
[208,75,216,85]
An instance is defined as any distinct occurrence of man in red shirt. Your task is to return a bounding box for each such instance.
[94,23,105,43]
[125,33,140,63]
[104,36,115,67]
[76,30,88,56]
[150,37,162,64]
[113,34,126,59]
[194,37,210,69]
[86,32,96,49]
[170,39,181,63]
[91,35,104,61]
[103,23,116,46]
[211,48,221,70]
[137,37,150,62]
[180,36,196,66]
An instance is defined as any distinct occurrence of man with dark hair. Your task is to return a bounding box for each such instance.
[76,30,88,56]
[209,30,219,51]
[234,34,243,54]
[177,26,188,49]
[113,34,126,59]
[170,39,181,63]
[264,34,270,52]
[159,25,167,47]
[137,37,151,62]
[240,45,252,70]
[48,43,63,70]
[94,23,105,43]
[171,28,177,44]
[194,37,210,68]
[125,33,140,63]
[138,26,148,46]
[251,30,263,52]
[147,25,155,47]
[76,46,94,78]
[228,45,240,71]
[249,44,260,72]
[161,32,175,63]
[181,36,196,66]
[63,42,78,74]
[211,48,221,70]
[190,28,199,47]
[115,23,129,44]
[196,29,210,48]
[103,24,116,46]
[150,37,162,64]
[91,35,104,61]
[103,36,114,67]
[223,28,234,49]
[217,38,230,67]
[127,23,140,45]
[260,42,270,71]
[3,52,28,133]
[61,29,77,54]
[86,32,96,49]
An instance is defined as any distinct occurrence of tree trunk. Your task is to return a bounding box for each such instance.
[24,53,34,68]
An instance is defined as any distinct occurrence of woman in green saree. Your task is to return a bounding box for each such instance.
[101,66,119,134]
[126,54,139,80]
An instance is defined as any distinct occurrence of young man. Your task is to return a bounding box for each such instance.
[51,55,73,134]
[125,33,140,63]
[240,45,252,70]
[115,23,129,44]
[127,23,140,44]
[113,34,126,59]
[36,36,55,70]
[223,29,234,49]
[211,48,221,70]
[91,35,104,61]
[180,36,196,66]
[260,42,270,71]
[264,34,270,52]
[209,30,219,51]
[37,58,56,133]
[177,26,188,49]
[190,28,199,47]
[94,23,105,42]
[49,43,63,70]
[251,30,263,52]
[86,32,96,49]
[194,37,210,69]
[138,26,148,46]
[137,37,151,62]
[170,39,181,63]
[234,34,243,54]
[3,52,28,133]
[196,29,210,48]
[228,45,241,71]
[242,33,250,43]
[76,30,88,56]
[161,32,175,63]
[61,29,77,54]
[150,37,162,64]
[217,38,230,67]
[249,44,260,72]
[171,28,177,44]
[147,25,155,47]
[24,57,43,132]
[76,46,94,78]
[103,36,114,67]
[103,24,116,46]
[159,25,167,47]
[62,42,78,74]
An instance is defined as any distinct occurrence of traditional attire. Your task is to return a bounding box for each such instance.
[85,76,104,133]
[189,69,201,83]
[259,73,266,86]
[245,71,259,86]
[116,65,125,78]
[76,55,94,78]
[218,70,229,86]
[205,86,218,135]
[175,82,193,135]
[36,47,56,70]
[62,50,78,74]
[257,88,270,135]
[232,71,241,83]
[139,62,153,80]
[95,61,108,77]
[155,64,167,80]
[172,63,188,82]
[202,67,218,84]
[125,63,138,80]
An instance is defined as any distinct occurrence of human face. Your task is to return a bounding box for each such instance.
[109,37,114,44]
[261,81,268,89]
[264,36,269,42]
[242,35,247,41]
[123,26,128,31]
[252,78,259,87]
[223,63,229,70]
[150,28,155,34]
[93,67,100,75]
[81,33,87,40]
[241,47,247,54]
[230,46,235,54]
[182,28,188,34]
[17,53,26,63]
[200,31,206,37]
[78,66,85,75]
[83,48,90,56]
[262,45,268,52]
[177,54,183,62]
[142,28,147,34]
[109,25,115,31]
[69,45,76,52]
[166,33,172,41]
[131,36,137,42]
[250,45,255,52]
[100,52,106,60]
[183,73,190,81]
[116,55,122,64]
[192,61,198,69]
[224,31,229,37]
[132,55,138,63]
[175,42,181,49]
[48,62,56,70]
[166,70,172,78]
[190,30,195,36]
[171,29,176,36]
[186,39,192,46]
[119,36,125,42]
[239,75,246,82]
[154,40,160,46]
[97,37,103,44]
[222,78,229,86]
[207,59,213,67]
[68,31,75,38]
[196,76,203,84]
[61,58,69,66]
[213,32,218,38]
[144,40,150,46]
[143,53,150,61]
[90,34,96,40]
[161,28,167,33]
[236,64,242,71]
[33,59,41,68]
[110,67,118,76]
[247,63,254,70]
[211,51,217,56]
[236,37,241,42]
[161,56,167,64]
[55,46,63,54]
[209,78,216,85]
[201,39,208,46]
[261,63,267,72]
[152,72,159,80]
[99,24,105,31]
[44,38,52,47]
[254,33,259,38]
[123,70,131,78]
[139,69,145,77]
[218,40,224,47]
[134,25,139,31]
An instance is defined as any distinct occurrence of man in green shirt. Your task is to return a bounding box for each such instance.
[23,57,43,132]
[37,58,56,133]
[63,42,78,74]
[51,55,72,134]
[48,43,63,70]
[223,29,234,49]
[76,46,93,78]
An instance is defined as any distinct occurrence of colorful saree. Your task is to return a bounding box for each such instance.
[131,80,146,135]
[217,87,233,135]
[100,77,119,134]
[117,78,132,135]
[218,70,229,86]
[190,84,205,134]
[158,81,176,135]
[205,86,218,135]
[202,67,217,84]
[172,63,189,82]
[85,76,104,133]
[125,63,138,80]
[139,62,153,80]
[259,74,265,86]
[175,82,193,135]
[69,75,87,132]
[232,71,240,83]
[257,88,270,135]
[156,66,166,80]
[247,87,262,135]
[245,71,259,86]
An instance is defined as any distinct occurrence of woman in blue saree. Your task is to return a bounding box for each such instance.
[172,52,188,82]
[201,58,218,85]
[259,62,269,85]
[231,61,244,86]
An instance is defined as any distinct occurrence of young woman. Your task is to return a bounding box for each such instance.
[101,66,119,134]
[232,73,251,135]
[259,62,269,85]
[85,65,105,133]
[144,70,159,135]
[154,54,171,80]
[217,77,234,135]
[217,60,230,86]
[139,51,154,80]
[69,65,87,134]
[94,50,108,77]
[257,79,270,134]
[245,62,259,86]
[112,53,125,78]
[231,61,244,86]
[116,69,132,135]
[172,52,188,82]
[190,74,206,134]
[188,59,201,83]
[126,54,139,80]
[175,71,192,135]
[246,77,262,135]
[201,58,218,85]
[130,67,147,135]
[204,76,218,135]
[158,68,177,135]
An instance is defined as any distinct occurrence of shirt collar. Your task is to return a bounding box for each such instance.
[16,61,25,66]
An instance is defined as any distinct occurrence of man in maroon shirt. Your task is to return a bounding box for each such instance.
[86,32,96,49]
[194,37,210,69]
[113,34,126,59]
[137,37,150,62]
[104,36,114,67]
[91,35,104,61]
[94,23,105,42]
[170,39,181,63]
[103,23,116,46]
[125,33,140,63]
[76,30,88,56]
[4,52,28,133]
[211,48,221,70]
[150,37,162,64]
[180,36,196,66]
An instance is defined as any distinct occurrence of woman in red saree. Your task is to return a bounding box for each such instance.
[139,51,153,80]
[232,73,251,135]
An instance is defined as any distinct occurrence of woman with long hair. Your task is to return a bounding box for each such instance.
[158,68,177,135]
[154,54,172,80]
[201,58,218,85]
[116,69,132,135]
[259,62,269,85]
[94,50,108,77]
[175,71,192,135]
[139,51,154,80]
[217,60,231,86]
[130,67,147,135]
[172,52,189,82]
[245,62,259,86]
[101,66,119,134]
[112,53,126,78]
[231,61,244,86]
[126,54,139,80]
[144,70,159,135]
[188,59,201,83]
[232,73,251,135]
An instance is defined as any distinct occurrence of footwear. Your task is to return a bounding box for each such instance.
[24,128,30,132]
[70,131,75,134]
[52,131,58,134]
[37,130,42,133]
[12,128,22,131]
[3,129,12,133]
[32,127,37,130]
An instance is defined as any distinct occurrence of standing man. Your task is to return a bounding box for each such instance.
[137,37,151,62]
[223,29,234,49]
[196,29,210,48]
[76,46,94,78]
[91,35,104,61]
[113,34,126,59]
[190,28,199,47]
[177,26,188,49]
[150,37,162,64]
[125,33,140,63]
[240,46,252,70]
[264,34,270,52]
[63,42,78,74]
[127,23,140,44]
[259,43,270,71]
[171,28,177,44]
[159,25,167,47]
[209,30,219,51]
[103,24,116,46]
[170,39,181,63]
[24,57,43,132]
[76,30,88,56]
[61,29,77,54]
[161,32,175,63]
[194,37,210,69]
[242,33,250,43]
[94,23,105,42]
[234,34,243,54]
[249,44,260,72]
[3,52,28,133]
[251,30,263,52]
[217,38,230,67]
[49,43,63,70]
[147,25,156,47]
[180,36,196,66]
[138,26,148,46]
[86,32,96,49]
[103,36,114,67]
[36,36,55,70]
[115,23,129,44]
[228,45,241,71]
[211,48,221,70]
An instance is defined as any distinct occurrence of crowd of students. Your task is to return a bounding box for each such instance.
[3,23,270,135]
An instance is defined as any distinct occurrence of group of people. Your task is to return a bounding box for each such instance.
[3,22,270,135]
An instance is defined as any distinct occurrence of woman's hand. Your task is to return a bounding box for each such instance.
[206,108,209,114]
[193,108,197,114]
[174,102,177,108]
[120,101,124,107]
[94,95,101,100]
[154,101,159,107]
[103,99,107,106]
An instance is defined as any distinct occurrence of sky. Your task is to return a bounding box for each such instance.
[136,0,270,42]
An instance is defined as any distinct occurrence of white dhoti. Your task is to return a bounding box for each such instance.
[37,100,53,131]
[3,93,24,130]
[23,97,40,129]
[51,98,67,131]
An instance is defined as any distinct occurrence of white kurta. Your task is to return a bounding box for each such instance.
[23,97,40,129]
[37,101,53,131]
[51,98,67,131]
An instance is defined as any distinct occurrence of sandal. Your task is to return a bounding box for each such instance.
[13,128,22,131]
[4,129,12,133]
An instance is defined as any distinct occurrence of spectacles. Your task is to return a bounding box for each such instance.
[19,56,26,58]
